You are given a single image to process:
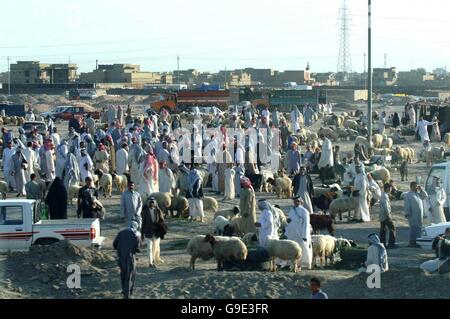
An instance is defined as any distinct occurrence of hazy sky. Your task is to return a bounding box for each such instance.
[1,0,449,73]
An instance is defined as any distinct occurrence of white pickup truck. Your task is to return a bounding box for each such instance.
[0,200,105,253]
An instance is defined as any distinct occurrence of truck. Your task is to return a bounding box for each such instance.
[0,200,104,253]
[147,90,231,114]
[53,106,101,121]
[68,89,98,101]
[0,103,26,117]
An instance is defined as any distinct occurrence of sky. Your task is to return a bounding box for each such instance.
[1,0,449,74]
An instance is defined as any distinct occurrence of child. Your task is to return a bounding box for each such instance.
[400,160,408,182]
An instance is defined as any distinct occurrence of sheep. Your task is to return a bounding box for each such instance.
[395,147,410,163]
[329,191,358,221]
[149,192,172,215]
[17,117,25,126]
[273,206,288,229]
[229,214,244,237]
[197,169,210,188]
[68,184,82,205]
[260,170,274,193]
[213,216,235,236]
[418,146,445,163]
[0,180,7,199]
[170,194,189,218]
[213,206,240,221]
[270,175,292,199]
[95,169,113,198]
[370,168,391,184]
[203,196,219,213]
[111,173,128,193]
[266,239,302,273]
[336,128,349,139]
[404,147,415,163]
[204,235,248,271]
[372,134,384,148]
[444,133,450,147]
[311,235,335,267]
[382,137,394,149]
[186,235,215,270]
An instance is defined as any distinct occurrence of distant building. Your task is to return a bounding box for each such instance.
[373,67,397,87]
[243,68,275,85]
[0,72,8,83]
[398,68,430,86]
[10,61,78,84]
[173,69,200,85]
[273,63,313,86]
[79,64,163,88]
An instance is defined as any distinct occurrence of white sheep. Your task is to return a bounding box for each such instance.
[311,235,335,267]
[274,175,292,199]
[170,194,189,218]
[0,181,7,199]
[266,239,302,273]
[186,235,215,270]
[204,235,248,271]
[213,216,233,236]
[213,206,240,221]
[444,133,450,147]
[370,168,391,184]
[68,184,82,205]
[112,173,127,193]
[382,137,394,149]
[203,196,219,213]
[312,235,352,267]
[344,119,360,130]
[329,193,358,221]
[150,192,172,215]
[99,172,113,198]
[372,134,383,148]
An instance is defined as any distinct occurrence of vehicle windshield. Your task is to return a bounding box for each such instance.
[426,167,446,194]
[23,123,46,132]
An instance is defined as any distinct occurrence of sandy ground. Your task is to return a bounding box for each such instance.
[0,98,449,299]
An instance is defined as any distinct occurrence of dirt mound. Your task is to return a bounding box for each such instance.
[4,241,115,298]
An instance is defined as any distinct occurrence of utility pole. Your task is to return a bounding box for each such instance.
[224,66,227,89]
[364,52,367,90]
[7,56,11,96]
[384,53,387,68]
[368,0,373,143]
[177,55,180,85]
[95,59,98,89]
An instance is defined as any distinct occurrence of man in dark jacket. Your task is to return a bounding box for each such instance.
[77,177,98,218]
[113,221,141,299]
[141,197,166,268]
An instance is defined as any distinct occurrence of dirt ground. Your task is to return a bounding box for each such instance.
[0,97,449,299]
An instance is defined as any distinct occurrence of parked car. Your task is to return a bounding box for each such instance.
[53,106,101,121]
[40,106,70,120]
[417,222,450,251]
[0,200,104,252]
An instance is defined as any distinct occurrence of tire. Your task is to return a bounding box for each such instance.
[34,238,59,246]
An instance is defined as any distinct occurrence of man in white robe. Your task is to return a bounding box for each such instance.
[408,105,416,128]
[318,135,334,183]
[354,166,370,222]
[55,141,68,179]
[116,143,129,176]
[78,148,94,182]
[256,200,279,248]
[429,177,447,224]
[224,165,236,200]
[416,117,433,144]
[285,197,313,270]
[158,161,175,193]
[2,141,16,190]
[379,112,386,135]
[128,139,144,185]
[290,106,301,133]
[45,146,56,182]
[22,142,40,182]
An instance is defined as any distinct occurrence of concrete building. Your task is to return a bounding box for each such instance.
[10,61,78,84]
[173,69,200,84]
[272,64,313,86]
[398,69,429,86]
[79,64,163,87]
[373,67,397,87]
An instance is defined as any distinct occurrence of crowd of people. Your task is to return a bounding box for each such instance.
[0,101,449,299]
